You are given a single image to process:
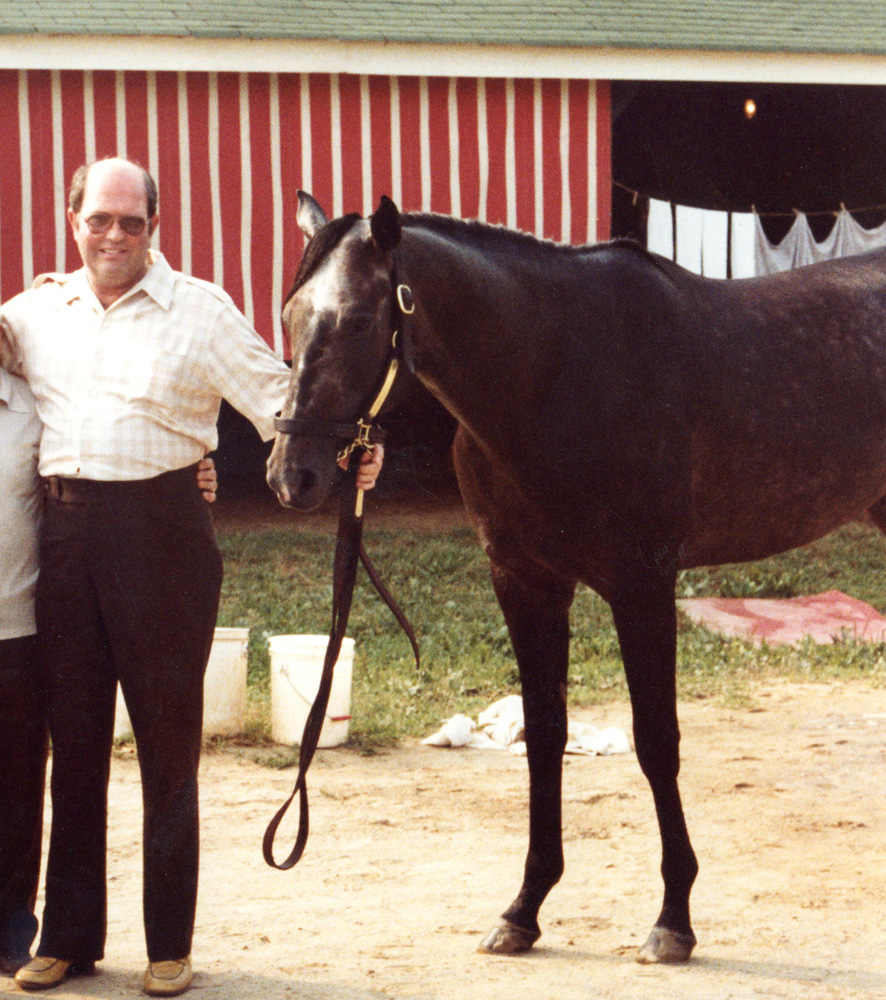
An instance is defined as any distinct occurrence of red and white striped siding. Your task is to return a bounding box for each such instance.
[0,69,611,356]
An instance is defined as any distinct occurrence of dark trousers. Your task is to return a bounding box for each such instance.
[34,466,223,963]
[0,634,47,961]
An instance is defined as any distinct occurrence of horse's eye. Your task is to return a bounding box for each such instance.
[347,312,377,335]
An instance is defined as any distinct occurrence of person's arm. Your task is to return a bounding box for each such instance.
[0,315,24,376]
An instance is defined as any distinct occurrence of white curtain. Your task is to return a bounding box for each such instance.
[675,205,703,274]
[649,200,886,278]
[729,212,757,278]
[701,210,729,279]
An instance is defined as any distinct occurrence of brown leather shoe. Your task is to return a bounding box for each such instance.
[144,956,192,997]
[14,956,94,990]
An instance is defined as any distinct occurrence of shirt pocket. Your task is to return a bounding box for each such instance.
[95,331,209,418]
[142,346,211,419]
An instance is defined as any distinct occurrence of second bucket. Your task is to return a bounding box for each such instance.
[269,634,355,747]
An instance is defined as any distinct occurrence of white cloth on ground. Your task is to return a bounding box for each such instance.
[421,694,631,757]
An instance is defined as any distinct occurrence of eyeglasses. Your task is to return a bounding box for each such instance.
[82,213,150,237]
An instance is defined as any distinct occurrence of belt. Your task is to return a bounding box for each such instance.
[43,463,201,504]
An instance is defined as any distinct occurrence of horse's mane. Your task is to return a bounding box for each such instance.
[401,211,662,266]
[286,209,676,301]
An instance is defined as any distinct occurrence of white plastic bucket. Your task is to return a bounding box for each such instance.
[113,626,250,740]
[269,634,354,748]
[202,626,249,734]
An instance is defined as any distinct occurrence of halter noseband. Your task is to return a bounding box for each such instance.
[273,274,415,463]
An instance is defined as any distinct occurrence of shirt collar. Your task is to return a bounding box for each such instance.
[63,250,175,312]
[135,251,175,310]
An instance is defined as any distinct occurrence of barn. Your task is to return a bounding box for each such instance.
[1,2,885,484]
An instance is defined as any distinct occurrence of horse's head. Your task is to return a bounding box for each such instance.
[267,191,407,510]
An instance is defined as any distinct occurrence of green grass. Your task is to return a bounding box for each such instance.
[216,520,886,750]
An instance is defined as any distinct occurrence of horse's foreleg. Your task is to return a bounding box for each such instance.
[610,570,699,964]
[477,564,575,955]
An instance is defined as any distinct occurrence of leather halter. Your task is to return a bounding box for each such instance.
[273,274,415,466]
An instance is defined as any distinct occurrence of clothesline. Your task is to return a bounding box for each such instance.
[644,197,886,279]
[612,179,886,219]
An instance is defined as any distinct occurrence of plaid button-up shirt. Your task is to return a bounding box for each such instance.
[1,251,291,480]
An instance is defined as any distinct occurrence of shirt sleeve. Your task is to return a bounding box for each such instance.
[0,293,29,377]
[205,299,292,442]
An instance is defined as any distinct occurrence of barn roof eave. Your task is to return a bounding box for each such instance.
[0,34,886,86]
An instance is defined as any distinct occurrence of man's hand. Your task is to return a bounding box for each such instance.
[0,317,23,376]
[197,457,218,502]
[338,443,384,491]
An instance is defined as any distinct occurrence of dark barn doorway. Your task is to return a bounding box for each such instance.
[611,80,886,244]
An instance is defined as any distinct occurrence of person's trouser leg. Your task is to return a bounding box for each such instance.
[0,635,48,963]
[35,471,222,964]
[96,493,222,961]
[35,500,117,963]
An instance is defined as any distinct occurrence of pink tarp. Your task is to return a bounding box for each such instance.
[677,590,886,646]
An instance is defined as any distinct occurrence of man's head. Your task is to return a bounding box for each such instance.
[67,158,159,306]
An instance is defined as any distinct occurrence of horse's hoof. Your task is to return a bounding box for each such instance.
[636,925,697,964]
[477,921,541,954]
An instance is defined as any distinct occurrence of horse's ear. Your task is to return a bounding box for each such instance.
[296,191,328,239]
[370,195,402,251]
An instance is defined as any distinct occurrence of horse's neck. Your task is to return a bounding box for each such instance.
[404,224,534,335]
[401,226,548,445]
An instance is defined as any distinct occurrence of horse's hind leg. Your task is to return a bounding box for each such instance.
[610,568,699,963]
[477,563,575,955]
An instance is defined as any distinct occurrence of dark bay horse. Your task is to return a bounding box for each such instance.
[267,191,886,964]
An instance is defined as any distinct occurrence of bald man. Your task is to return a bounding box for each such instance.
[2,158,382,996]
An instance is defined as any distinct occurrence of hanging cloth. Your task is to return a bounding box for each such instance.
[646,198,674,259]
[729,213,757,279]
[755,208,886,275]
[647,199,756,279]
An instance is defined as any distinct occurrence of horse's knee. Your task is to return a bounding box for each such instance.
[633,721,682,783]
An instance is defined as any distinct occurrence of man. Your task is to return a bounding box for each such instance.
[0,362,217,981]
[3,157,382,997]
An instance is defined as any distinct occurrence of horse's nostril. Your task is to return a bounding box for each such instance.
[295,468,317,497]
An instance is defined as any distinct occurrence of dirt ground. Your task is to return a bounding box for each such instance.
[7,494,886,1000]
[4,679,886,1000]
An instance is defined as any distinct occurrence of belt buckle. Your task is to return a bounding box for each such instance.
[45,477,63,501]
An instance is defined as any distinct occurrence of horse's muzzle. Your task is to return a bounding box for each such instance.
[266,437,336,511]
